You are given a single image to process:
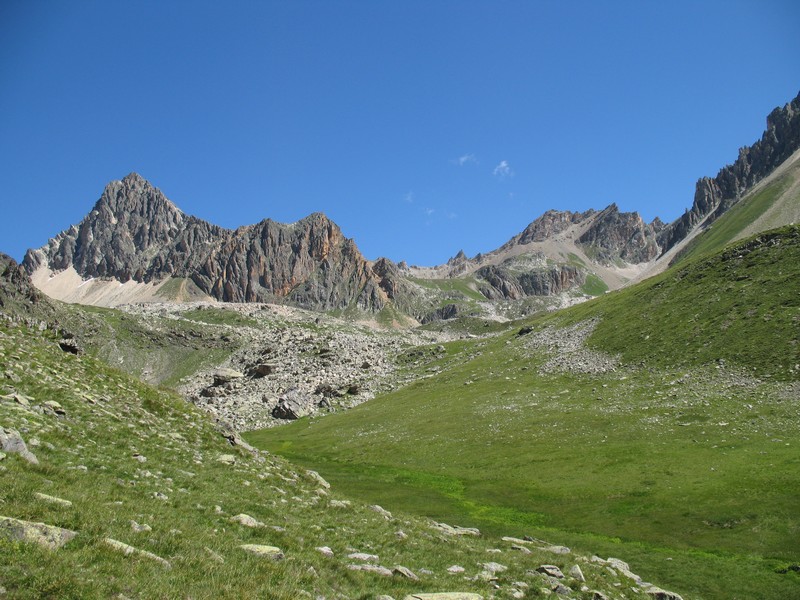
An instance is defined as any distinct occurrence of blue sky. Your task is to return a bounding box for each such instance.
[1,1,798,266]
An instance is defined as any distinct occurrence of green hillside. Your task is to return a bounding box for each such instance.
[249,227,800,600]
[3,315,670,599]
[561,225,800,379]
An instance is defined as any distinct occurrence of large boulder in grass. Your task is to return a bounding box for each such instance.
[271,388,312,420]
[0,516,77,550]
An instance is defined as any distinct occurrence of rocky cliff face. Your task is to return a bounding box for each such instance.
[476,264,584,300]
[577,204,662,264]
[503,209,592,248]
[659,91,800,253]
[499,205,662,266]
[23,174,387,311]
[1,254,44,311]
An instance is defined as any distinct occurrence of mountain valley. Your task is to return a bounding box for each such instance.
[1,93,799,600]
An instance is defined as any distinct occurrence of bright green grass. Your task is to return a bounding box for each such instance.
[674,173,793,265]
[408,276,487,303]
[6,321,641,599]
[250,358,800,600]
[557,225,800,380]
[580,273,609,296]
[249,228,800,599]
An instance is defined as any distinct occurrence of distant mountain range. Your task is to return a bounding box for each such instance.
[22,91,800,321]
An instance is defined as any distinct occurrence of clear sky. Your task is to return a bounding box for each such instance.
[1,1,798,266]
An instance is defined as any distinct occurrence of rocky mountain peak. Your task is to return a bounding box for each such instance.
[95,172,184,226]
[23,174,387,311]
[577,204,660,264]
[447,250,468,265]
[510,209,593,247]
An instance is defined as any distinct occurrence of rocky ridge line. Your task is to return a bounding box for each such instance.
[659,91,800,254]
[23,174,391,312]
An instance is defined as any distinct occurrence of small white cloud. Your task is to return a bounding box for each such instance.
[404,191,415,203]
[446,211,457,220]
[424,207,435,216]
[453,153,478,166]
[493,160,513,179]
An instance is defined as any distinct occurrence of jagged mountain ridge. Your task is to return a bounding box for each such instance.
[24,174,658,313]
[22,91,800,315]
[23,174,390,311]
[658,91,800,253]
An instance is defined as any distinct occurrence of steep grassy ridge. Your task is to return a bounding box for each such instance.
[250,227,800,600]
[674,158,799,266]
[560,225,800,379]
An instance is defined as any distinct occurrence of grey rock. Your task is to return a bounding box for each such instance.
[606,557,641,583]
[447,565,465,574]
[23,173,389,311]
[347,563,393,576]
[431,521,480,536]
[369,504,392,519]
[660,92,800,253]
[130,520,152,533]
[103,537,171,568]
[0,428,38,464]
[43,400,66,416]
[536,565,565,578]
[239,544,284,560]
[57,338,81,355]
[393,565,419,580]
[248,363,275,378]
[476,264,584,300]
[34,492,72,508]
[421,303,476,324]
[645,587,684,600]
[550,581,572,595]
[216,454,236,465]
[577,204,660,264]
[272,388,312,420]
[568,564,585,582]
[541,545,571,555]
[481,562,507,574]
[347,552,379,563]
[307,469,330,489]
[213,368,244,386]
[402,594,483,600]
[230,513,264,528]
[0,516,77,549]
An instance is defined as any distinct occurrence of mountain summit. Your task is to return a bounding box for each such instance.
[21,91,800,318]
[23,174,388,310]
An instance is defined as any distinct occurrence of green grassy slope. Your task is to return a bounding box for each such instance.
[560,225,800,380]
[249,227,800,600]
[68,305,241,387]
[2,319,669,599]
